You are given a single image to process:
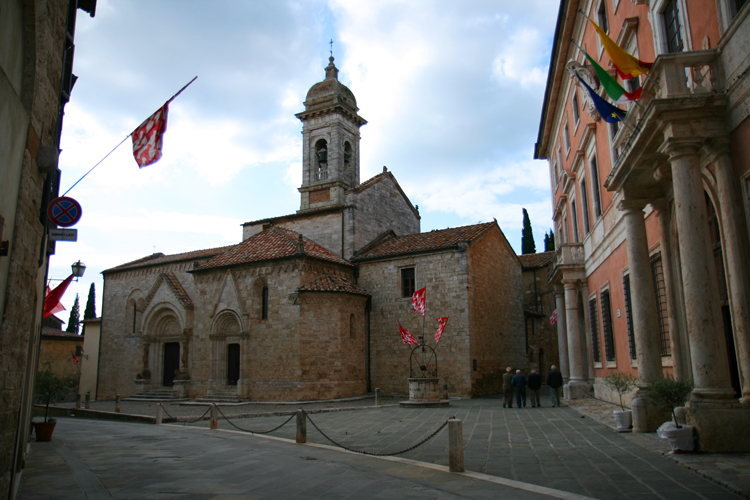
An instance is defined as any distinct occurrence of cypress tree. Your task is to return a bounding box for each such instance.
[544,233,551,252]
[521,208,536,255]
[548,230,556,251]
[66,294,80,334]
[84,283,96,320]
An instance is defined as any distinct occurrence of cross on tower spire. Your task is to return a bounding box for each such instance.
[329,39,334,57]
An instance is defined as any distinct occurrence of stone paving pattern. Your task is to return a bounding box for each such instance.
[25,395,747,499]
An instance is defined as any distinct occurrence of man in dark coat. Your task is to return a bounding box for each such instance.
[502,367,514,408]
[511,369,527,408]
[547,365,563,407]
[527,369,542,407]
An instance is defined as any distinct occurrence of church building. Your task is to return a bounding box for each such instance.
[97,57,526,402]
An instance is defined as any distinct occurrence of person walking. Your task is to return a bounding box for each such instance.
[502,367,514,408]
[528,369,542,407]
[511,369,527,408]
[547,365,563,407]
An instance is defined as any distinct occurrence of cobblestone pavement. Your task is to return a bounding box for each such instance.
[27,395,746,499]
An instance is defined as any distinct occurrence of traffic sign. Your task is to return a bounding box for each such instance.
[49,228,78,241]
[47,197,82,227]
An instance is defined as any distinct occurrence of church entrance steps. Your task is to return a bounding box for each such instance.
[124,388,186,402]
[195,389,244,404]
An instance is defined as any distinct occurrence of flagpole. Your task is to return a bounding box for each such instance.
[60,76,198,197]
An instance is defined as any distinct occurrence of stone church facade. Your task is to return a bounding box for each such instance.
[98,57,526,402]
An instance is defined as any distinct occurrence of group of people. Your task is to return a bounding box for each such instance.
[502,365,564,408]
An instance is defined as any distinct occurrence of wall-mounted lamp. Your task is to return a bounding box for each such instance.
[71,260,86,280]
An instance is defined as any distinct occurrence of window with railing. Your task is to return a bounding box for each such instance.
[664,0,684,53]
[601,289,616,362]
[589,156,602,218]
[650,252,671,356]
[571,200,580,242]
[622,274,637,360]
[563,119,571,153]
[589,296,602,363]
[580,181,591,234]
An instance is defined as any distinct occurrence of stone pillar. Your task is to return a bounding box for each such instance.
[563,279,588,398]
[653,200,689,380]
[580,281,595,381]
[554,286,570,384]
[661,137,750,452]
[620,199,667,432]
[712,143,750,404]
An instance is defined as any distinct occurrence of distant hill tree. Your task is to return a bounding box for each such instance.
[522,208,536,254]
[66,294,80,334]
[84,283,96,320]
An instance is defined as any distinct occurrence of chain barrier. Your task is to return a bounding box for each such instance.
[305,411,454,457]
[160,404,212,425]
[214,405,296,434]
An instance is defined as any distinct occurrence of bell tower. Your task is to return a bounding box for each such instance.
[296,56,367,211]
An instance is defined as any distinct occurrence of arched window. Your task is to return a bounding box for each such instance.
[315,139,328,181]
[262,286,269,320]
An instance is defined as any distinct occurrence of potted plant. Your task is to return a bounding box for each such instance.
[647,374,695,453]
[33,363,69,441]
[602,371,637,431]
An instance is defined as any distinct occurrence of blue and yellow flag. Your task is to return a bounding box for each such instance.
[575,74,626,123]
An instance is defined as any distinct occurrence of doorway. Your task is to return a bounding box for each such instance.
[227,343,240,386]
[163,342,180,387]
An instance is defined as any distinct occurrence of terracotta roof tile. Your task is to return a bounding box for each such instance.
[195,226,352,271]
[518,251,555,269]
[104,246,235,274]
[298,274,370,296]
[355,222,496,260]
[162,272,194,307]
[41,327,82,338]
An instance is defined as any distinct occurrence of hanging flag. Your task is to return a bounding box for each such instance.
[580,50,641,104]
[589,20,652,79]
[43,275,73,318]
[71,351,79,365]
[575,74,626,123]
[434,317,449,344]
[45,286,67,316]
[132,103,169,168]
[398,321,419,346]
[550,309,558,325]
[412,287,426,316]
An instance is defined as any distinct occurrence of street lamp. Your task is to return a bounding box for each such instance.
[71,260,86,280]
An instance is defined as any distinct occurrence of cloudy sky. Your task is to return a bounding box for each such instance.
[51,0,559,320]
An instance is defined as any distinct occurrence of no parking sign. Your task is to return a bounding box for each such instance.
[47,197,82,227]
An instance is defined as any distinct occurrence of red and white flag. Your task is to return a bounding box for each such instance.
[398,321,419,346]
[132,103,169,168]
[412,287,426,316]
[549,309,558,325]
[45,286,66,316]
[71,351,79,365]
[434,317,449,344]
[43,275,73,318]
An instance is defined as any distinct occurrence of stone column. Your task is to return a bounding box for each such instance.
[580,281,595,381]
[619,198,666,432]
[660,138,735,404]
[563,279,588,398]
[554,285,570,384]
[711,141,750,404]
[653,199,689,380]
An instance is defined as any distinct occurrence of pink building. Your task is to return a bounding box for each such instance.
[535,0,750,452]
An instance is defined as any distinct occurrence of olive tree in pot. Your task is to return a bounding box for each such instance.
[647,374,695,453]
[33,363,69,441]
[603,371,637,431]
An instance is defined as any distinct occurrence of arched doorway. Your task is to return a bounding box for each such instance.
[163,342,180,387]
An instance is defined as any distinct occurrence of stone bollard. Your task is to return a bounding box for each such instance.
[375,388,381,406]
[210,404,218,430]
[448,419,464,473]
[155,404,163,425]
[115,395,121,413]
[296,409,307,444]
[75,394,81,409]
[85,393,91,409]
[443,384,449,400]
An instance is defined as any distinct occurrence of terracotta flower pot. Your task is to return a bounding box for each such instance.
[34,421,57,441]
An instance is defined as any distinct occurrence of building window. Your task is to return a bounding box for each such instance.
[571,200,580,242]
[314,139,328,181]
[589,296,602,363]
[664,0,684,53]
[580,181,591,234]
[622,274,637,360]
[401,268,415,298]
[732,0,748,20]
[597,0,609,34]
[589,155,602,218]
[608,121,620,164]
[601,289,616,362]
[261,286,269,320]
[650,252,671,356]
[572,90,580,126]
[563,120,571,153]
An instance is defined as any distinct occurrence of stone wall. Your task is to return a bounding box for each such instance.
[467,229,526,396]
[359,249,473,396]
[521,260,559,381]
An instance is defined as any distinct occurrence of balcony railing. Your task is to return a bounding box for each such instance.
[554,243,584,268]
